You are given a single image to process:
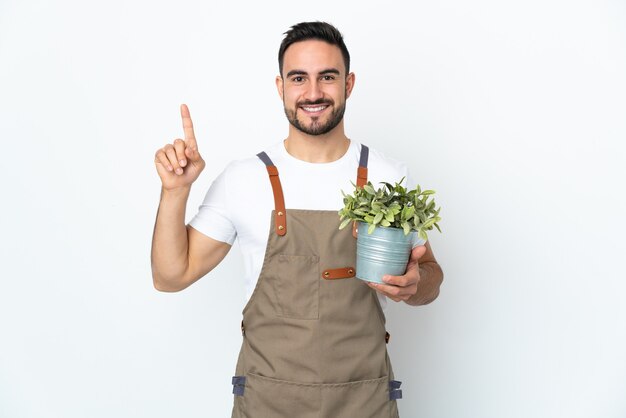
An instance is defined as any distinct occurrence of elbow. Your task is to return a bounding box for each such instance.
[151,268,188,293]
[153,279,184,292]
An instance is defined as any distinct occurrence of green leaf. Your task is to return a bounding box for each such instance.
[339,217,352,230]
[422,218,436,229]
[401,206,409,221]
[363,184,376,195]
[368,223,376,234]
[402,221,411,235]
[385,210,395,222]
[406,206,415,219]
[381,219,391,227]
[373,212,384,225]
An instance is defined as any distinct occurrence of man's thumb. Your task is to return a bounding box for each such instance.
[185,146,202,162]
[412,244,427,260]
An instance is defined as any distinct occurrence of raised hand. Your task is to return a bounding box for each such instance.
[154,104,206,190]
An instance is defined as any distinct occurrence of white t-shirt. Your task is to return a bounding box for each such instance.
[188,140,415,309]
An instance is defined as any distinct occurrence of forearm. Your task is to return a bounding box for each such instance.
[151,186,192,291]
[405,261,443,306]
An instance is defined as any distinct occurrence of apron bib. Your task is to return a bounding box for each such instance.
[230,145,402,418]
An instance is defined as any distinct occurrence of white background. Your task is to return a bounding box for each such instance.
[1,0,625,417]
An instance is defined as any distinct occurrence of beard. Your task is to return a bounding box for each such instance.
[283,98,346,136]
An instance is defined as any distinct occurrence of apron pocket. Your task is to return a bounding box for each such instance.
[320,376,392,418]
[243,373,320,418]
[242,373,393,418]
[271,254,319,319]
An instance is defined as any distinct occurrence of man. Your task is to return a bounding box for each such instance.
[152,21,443,418]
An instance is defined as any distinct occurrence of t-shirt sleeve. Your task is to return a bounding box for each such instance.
[188,167,237,245]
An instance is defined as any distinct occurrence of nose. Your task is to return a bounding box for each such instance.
[303,79,324,102]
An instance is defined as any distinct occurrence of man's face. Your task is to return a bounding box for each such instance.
[277,40,355,136]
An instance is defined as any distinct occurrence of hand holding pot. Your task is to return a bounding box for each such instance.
[367,245,427,303]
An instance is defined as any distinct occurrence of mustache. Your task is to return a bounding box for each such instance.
[297,99,334,106]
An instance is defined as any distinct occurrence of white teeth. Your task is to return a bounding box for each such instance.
[302,105,327,112]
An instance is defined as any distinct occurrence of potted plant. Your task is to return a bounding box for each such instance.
[338,177,442,283]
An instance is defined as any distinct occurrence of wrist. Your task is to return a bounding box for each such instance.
[405,262,443,306]
[161,185,191,199]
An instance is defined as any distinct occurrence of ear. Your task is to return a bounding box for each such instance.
[345,72,355,99]
[275,75,284,100]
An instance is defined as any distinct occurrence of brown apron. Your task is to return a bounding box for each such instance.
[230,145,402,418]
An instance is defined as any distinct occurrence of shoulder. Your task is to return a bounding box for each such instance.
[362,143,410,185]
[366,144,408,169]
[220,151,269,183]
[197,153,267,210]
[225,141,284,172]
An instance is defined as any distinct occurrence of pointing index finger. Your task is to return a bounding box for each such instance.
[180,104,197,149]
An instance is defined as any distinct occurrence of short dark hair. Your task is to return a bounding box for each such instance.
[278,21,351,77]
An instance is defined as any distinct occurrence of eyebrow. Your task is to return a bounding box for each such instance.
[285,68,342,78]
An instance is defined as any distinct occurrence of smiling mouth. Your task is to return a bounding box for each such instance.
[300,104,329,113]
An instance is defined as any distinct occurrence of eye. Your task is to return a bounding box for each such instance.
[322,75,335,81]
[291,76,305,83]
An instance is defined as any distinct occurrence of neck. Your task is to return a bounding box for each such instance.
[284,122,350,163]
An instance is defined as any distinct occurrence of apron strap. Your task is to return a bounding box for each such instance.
[353,144,369,237]
[257,152,287,236]
[257,144,369,237]
[357,144,369,188]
